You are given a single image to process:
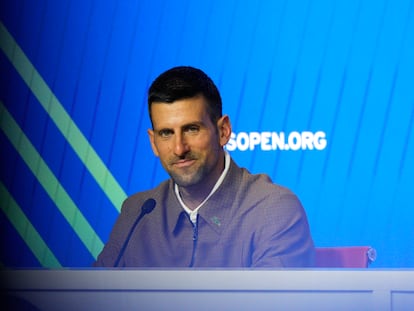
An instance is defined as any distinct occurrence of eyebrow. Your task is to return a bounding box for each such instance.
[154,121,205,132]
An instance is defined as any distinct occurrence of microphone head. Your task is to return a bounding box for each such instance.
[142,198,156,214]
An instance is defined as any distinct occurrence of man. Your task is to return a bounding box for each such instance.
[94,66,314,267]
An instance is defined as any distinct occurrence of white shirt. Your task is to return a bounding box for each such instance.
[174,151,231,224]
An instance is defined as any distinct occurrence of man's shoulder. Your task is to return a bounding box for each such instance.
[227,159,300,212]
[231,160,292,195]
[121,179,173,212]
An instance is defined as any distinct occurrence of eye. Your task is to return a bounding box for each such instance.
[184,125,200,134]
[158,129,173,138]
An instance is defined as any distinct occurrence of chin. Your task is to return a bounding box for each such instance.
[173,173,204,188]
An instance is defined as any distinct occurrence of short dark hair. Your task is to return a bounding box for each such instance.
[148,66,222,126]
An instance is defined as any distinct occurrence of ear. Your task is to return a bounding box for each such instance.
[147,129,160,157]
[217,115,232,147]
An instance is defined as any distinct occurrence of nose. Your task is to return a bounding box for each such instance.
[173,133,190,156]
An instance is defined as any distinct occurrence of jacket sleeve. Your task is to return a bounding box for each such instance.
[250,190,315,267]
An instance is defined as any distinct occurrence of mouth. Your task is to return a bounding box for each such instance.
[173,158,196,168]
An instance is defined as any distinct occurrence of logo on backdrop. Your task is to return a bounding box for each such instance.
[225,131,327,152]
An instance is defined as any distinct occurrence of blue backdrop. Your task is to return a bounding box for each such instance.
[1,0,413,268]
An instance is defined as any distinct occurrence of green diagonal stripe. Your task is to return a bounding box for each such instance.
[0,181,62,268]
[0,102,104,259]
[0,22,127,212]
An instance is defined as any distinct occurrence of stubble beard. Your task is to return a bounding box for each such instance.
[168,161,207,188]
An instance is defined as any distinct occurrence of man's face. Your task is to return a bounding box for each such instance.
[148,95,231,189]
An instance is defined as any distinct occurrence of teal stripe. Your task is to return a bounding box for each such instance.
[0,181,62,268]
[0,102,104,259]
[0,21,127,212]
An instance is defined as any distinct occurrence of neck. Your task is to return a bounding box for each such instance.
[178,187,207,211]
[178,152,226,210]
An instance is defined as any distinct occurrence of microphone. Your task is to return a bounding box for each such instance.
[113,198,156,267]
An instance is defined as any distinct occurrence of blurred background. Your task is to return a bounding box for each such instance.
[1,0,413,268]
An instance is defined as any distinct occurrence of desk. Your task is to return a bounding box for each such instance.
[1,269,413,311]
